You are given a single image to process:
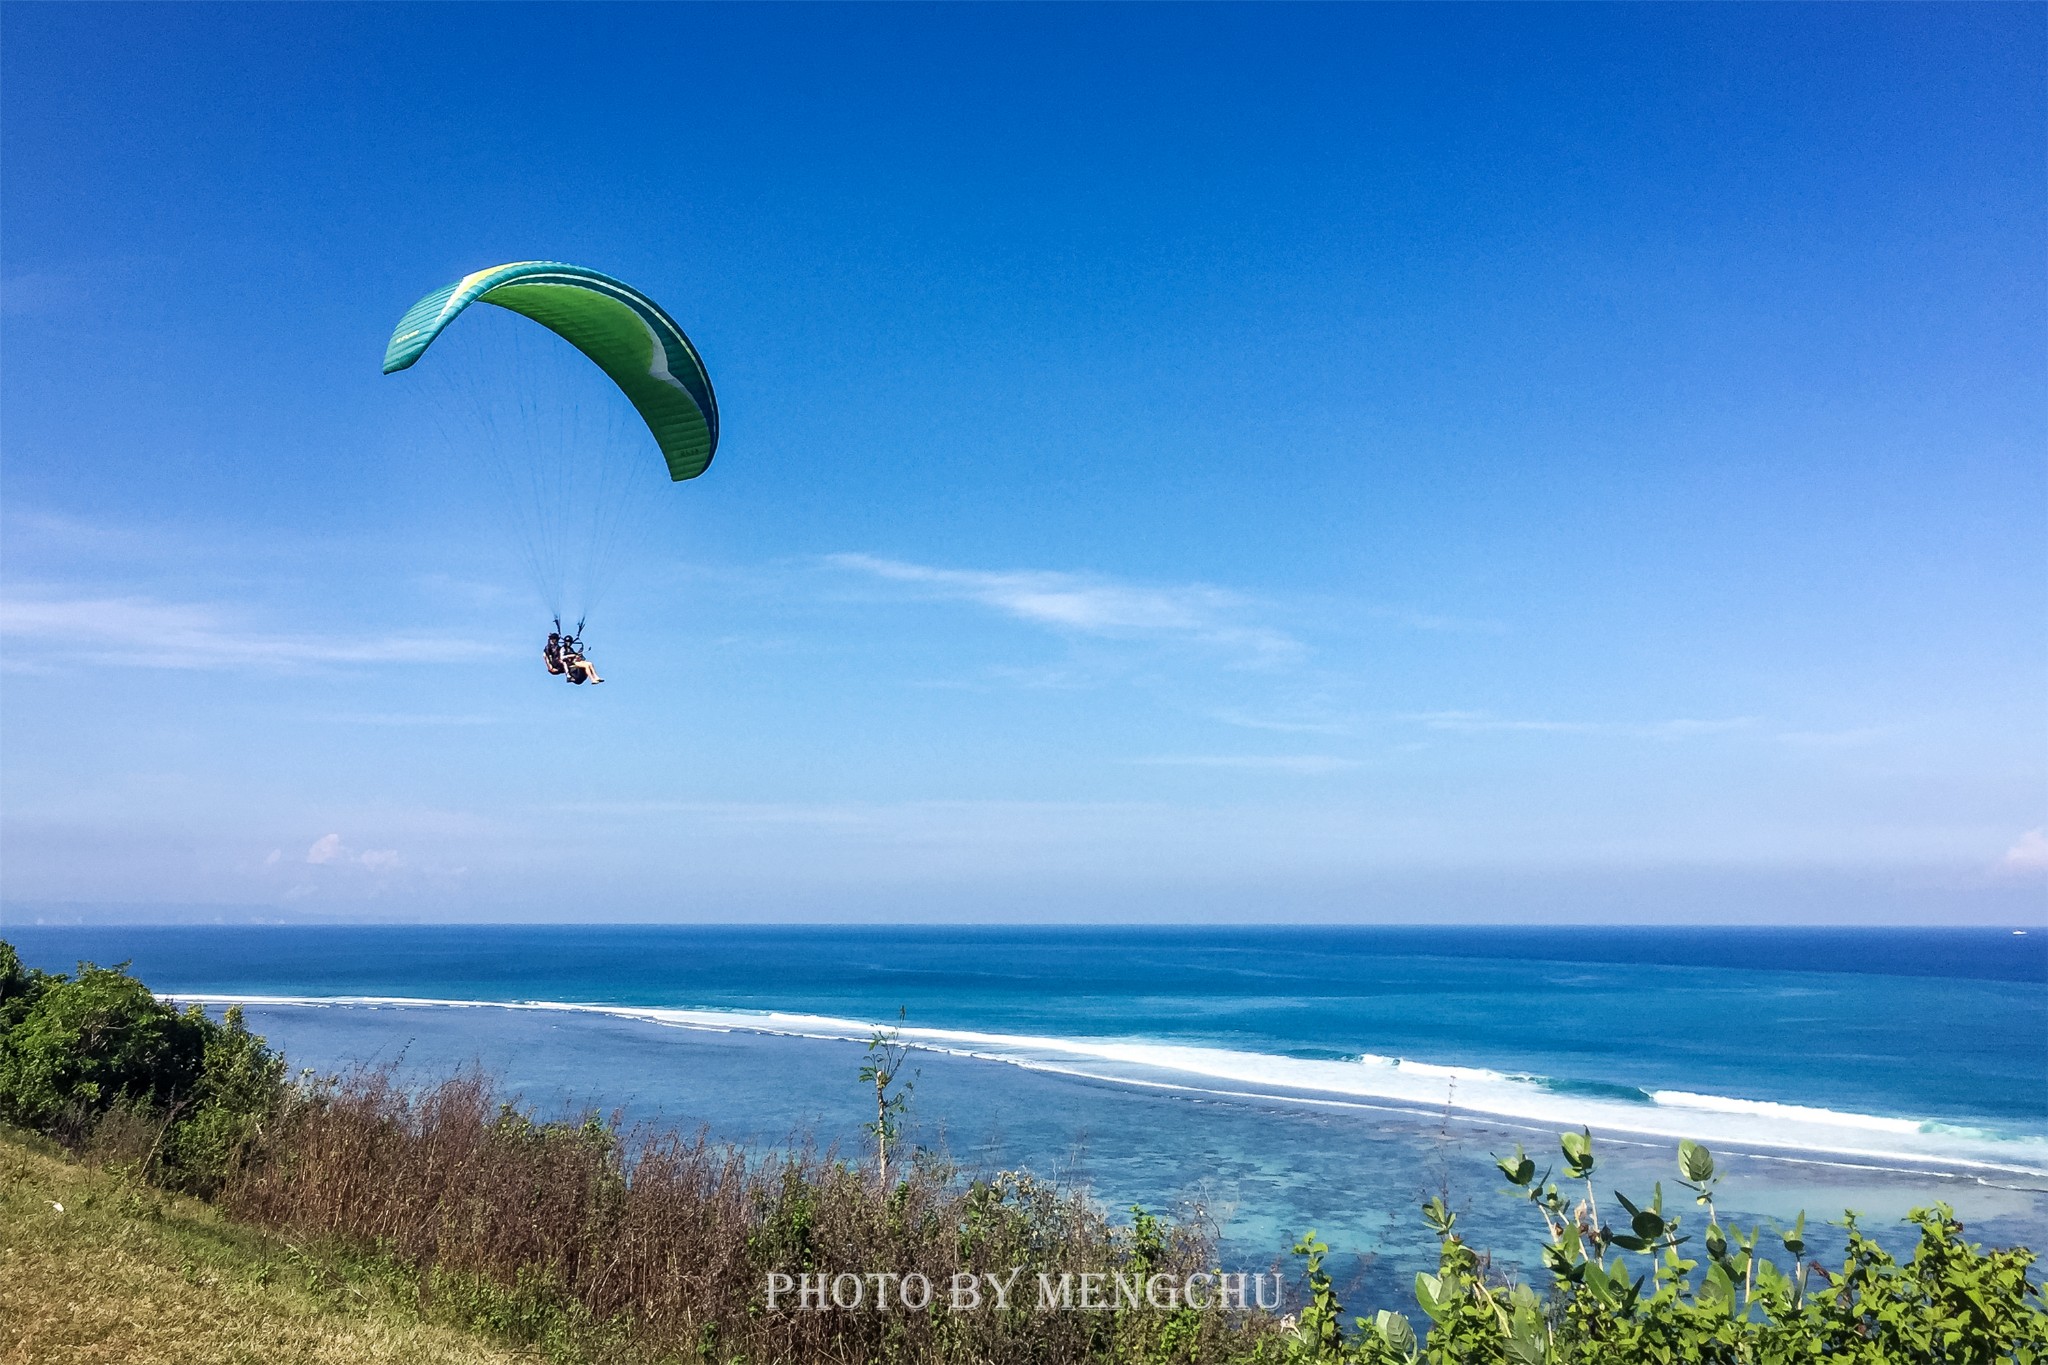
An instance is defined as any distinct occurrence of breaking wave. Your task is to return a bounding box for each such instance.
[172,993,2048,1182]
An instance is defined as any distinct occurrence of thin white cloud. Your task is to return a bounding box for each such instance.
[1134,754,1360,774]
[3,508,150,549]
[978,664,1094,691]
[553,800,884,827]
[304,833,401,873]
[827,553,1301,663]
[323,713,505,727]
[1402,711,1754,739]
[1366,605,1507,635]
[0,591,502,671]
[1776,726,1892,749]
[2003,829,2048,872]
[546,798,1165,834]
[1208,709,1355,736]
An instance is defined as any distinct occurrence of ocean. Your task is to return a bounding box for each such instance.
[7,924,2044,1300]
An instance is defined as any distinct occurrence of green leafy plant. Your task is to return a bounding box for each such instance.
[1282,1126,2048,1364]
[0,944,282,1194]
[859,1007,916,1189]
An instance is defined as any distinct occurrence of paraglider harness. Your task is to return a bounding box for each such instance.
[544,618,599,684]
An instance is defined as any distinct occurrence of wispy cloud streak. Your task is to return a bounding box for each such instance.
[1365,605,1507,634]
[1133,754,1360,774]
[827,554,1301,664]
[1775,726,1892,749]
[0,592,502,670]
[1208,709,1355,736]
[1402,711,1754,739]
[2003,829,2048,872]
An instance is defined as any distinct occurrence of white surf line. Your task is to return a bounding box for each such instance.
[993,1068,2047,1189]
[170,993,2048,1182]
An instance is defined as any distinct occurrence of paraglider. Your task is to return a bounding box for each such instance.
[543,621,602,685]
[381,261,718,682]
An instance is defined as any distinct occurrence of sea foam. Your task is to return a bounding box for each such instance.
[172,993,2048,1183]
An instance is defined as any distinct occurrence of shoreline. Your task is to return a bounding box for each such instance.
[7,944,2044,1363]
[169,991,2048,1186]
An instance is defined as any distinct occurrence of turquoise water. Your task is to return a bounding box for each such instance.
[8,925,2045,1297]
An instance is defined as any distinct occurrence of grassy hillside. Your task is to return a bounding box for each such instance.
[0,1127,523,1365]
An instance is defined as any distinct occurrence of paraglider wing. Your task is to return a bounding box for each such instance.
[382,261,718,481]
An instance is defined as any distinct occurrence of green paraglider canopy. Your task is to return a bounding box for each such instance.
[382,261,718,481]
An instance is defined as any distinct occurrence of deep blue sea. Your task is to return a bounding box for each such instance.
[8,925,2045,1299]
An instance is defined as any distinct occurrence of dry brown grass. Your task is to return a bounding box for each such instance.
[0,1127,528,1365]
[219,1068,1276,1365]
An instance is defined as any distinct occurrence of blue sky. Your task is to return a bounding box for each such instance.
[2,4,2041,923]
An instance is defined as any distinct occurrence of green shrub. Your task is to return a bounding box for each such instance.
[0,939,48,1032]
[1279,1129,2048,1365]
[0,941,283,1194]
